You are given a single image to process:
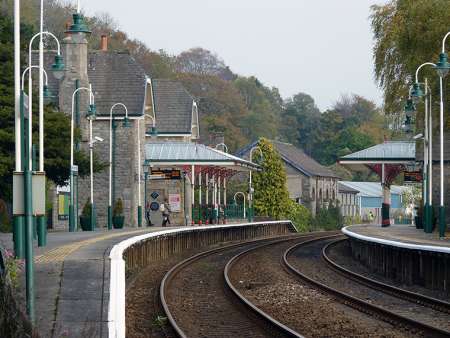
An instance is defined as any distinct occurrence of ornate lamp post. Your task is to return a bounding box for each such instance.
[108,103,128,230]
[411,63,435,232]
[69,86,94,231]
[248,146,263,221]
[434,32,450,238]
[234,192,247,219]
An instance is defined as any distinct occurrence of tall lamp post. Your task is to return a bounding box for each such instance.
[234,192,246,219]
[108,103,129,230]
[69,86,94,231]
[141,114,158,225]
[434,32,450,238]
[411,64,435,232]
[249,146,263,222]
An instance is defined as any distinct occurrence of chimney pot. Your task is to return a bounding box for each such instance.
[100,35,108,51]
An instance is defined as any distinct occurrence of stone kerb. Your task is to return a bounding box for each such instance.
[108,221,295,338]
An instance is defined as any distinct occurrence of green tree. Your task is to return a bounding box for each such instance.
[371,0,450,114]
[252,138,291,219]
[0,15,105,202]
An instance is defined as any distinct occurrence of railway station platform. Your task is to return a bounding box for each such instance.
[0,220,295,338]
[342,224,450,292]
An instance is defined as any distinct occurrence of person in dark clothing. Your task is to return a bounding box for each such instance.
[145,201,153,226]
[161,198,171,227]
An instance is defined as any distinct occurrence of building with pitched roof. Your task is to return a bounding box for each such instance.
[238,140,340,216]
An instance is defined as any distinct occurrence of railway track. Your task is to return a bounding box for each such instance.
[323,238,450,315]
[283,236,450,338]
[160,234,314,338]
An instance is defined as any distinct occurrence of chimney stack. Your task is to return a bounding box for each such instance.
[100,34,108,51]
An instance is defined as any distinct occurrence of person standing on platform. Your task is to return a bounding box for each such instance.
[145,201,153,226]
[160,198,172,227]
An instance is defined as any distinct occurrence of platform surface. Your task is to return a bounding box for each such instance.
[343,224,450,252]
[0,226,179,337]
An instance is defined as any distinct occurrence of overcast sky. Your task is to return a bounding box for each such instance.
[81,0,387,111]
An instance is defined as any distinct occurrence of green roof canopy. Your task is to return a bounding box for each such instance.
[339,141,415,164]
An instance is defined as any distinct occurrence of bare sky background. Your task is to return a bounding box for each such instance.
[81,0,387,111]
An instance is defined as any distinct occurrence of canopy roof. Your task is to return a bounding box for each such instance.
[144,142,260,172]
[339,141,415,164]
[339,181,409,198]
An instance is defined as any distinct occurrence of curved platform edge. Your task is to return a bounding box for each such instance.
[341,225,450,255]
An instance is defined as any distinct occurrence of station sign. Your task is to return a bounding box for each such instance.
[404,170,422,184]
[149,169,181,180]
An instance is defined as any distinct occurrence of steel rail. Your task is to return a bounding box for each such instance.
[323,238,450,315]
[283,236,450,338]
[160,234,302,338]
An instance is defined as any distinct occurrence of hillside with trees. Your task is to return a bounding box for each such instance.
[2,0,391,171]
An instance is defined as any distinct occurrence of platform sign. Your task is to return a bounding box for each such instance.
[150,169,181,180]
[404,170,422,184]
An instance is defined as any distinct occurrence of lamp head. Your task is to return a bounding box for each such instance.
[404,98,416,116]
[403,115,413,134]
[435,53,450,78]
[94,136,104,142]
[51,55,65,80]
[43,85,51,98]
[122,116,131,128]
[86,103,96,120]
[147,126,158,138]
[65,13,91,34]
[410,83,424,103]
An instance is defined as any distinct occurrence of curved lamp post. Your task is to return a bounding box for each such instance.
[249,146,263,221]
[234,192,246,219]
[108,103,129,230]
[69,85,94,232]
[412,63,435,233]
[215,143,228,153]
[434,32,450,238]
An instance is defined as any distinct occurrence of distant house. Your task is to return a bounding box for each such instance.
[238,140,340,216]
[339,181,409,223]
[338,182,359,218]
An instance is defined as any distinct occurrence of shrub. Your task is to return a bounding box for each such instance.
[286,201,312,232]
[81,199,92,218]
[312,205,343,231]
[113,198,124,217]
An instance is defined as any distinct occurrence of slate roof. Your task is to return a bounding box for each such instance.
[152,79,194,134]
[338,182,359,194]
[339,181,409,197]
[33,50,148,116]
[273,141,339,178]
[88,51,147,116]
[236,140,339,178]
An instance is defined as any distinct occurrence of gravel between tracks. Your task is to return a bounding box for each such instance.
[163,238,290,338]
[229,236,421,338]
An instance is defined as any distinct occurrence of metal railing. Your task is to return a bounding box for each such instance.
[192,204,253,224]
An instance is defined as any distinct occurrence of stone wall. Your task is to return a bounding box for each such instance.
[77,118,146,228]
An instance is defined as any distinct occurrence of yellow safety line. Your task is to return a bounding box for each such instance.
[35,228,151,263]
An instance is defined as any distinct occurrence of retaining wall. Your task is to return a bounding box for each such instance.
[109,220,296,338]
[348,238,450,292]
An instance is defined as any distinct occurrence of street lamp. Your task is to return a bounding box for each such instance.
[69,86,94,232]
[412,62,436,233]
[234,192,247,219]
[215,143,228,153]
[108,103,129,230]
[248,146,263,221]
[434,32,450,238]
[145,113,158,137]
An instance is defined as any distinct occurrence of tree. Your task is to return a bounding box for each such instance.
[371,0,450,114]
[252,138,291,219]
[176,47,233,79]
[0,15,105,202]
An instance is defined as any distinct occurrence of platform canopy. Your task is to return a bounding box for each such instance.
[339,141,416,171]
[144,142,260,172]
